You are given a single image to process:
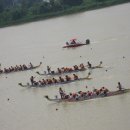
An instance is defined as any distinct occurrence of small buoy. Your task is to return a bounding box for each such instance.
[123,56,125,59]
[56,108,58,111]
[105,70,108,72]
[7,98,9,101]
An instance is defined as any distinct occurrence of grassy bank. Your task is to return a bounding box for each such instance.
[0,0,129,28]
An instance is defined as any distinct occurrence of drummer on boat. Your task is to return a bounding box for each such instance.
[117,82,123,91]
[29,62,33,68]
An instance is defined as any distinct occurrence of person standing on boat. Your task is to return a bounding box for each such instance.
[117,82,123,91]
[30,76,35,85]
[87,62,92,68]
[59,87,65,99]
[29,62,33,68]
[47,66,51,73]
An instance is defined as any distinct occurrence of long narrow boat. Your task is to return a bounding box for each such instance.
[36,62,103,76]
[18,73,92,88]
[44,89,130,103]
[0,62,42,75]
[36,68,87,76]
[63,43,88,48]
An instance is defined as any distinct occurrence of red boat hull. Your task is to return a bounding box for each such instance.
[63,43,87,48]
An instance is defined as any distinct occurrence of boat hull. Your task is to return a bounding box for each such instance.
[36,68,87,76]
[18,77,92,88]
[0,62,42,75]
[63,43,87,48]
[45,89,130,103]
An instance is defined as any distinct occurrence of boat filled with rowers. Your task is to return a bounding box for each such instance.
[62,38,90,48]
[0,62,42,74]
[18,73,92,87]
[45,82,130,103]
[36,61,103,76]
[36,63,86,76]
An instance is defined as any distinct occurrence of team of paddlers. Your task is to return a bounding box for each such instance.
[44,61,102,75]
[29,61,102,86]
[58,82,123,99]
[30,73,79,86]
[0,62,34,74]
[45,63,85,74]
[58,87,109,99]
[10,60,125,102]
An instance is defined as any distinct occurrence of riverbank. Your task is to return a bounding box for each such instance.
[0,0,129,28]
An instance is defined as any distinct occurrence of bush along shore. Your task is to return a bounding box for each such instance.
[0,0,129,28]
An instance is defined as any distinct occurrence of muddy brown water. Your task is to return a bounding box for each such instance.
[0,3,130,130]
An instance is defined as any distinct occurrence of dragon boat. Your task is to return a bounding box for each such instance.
[36,68,86,76]
[44,88,130,103]
[18,73,92,88]
[0,62,42,75]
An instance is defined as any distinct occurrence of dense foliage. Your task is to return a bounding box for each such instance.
[0,0,129,27]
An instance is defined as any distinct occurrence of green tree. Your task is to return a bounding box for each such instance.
[0,2,4,13]
[11,8,23,20]
[61,0,83,6]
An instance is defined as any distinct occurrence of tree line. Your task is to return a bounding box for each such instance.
[0,0,129,27]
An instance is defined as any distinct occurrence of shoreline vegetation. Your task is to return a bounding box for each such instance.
[0,0,129,28]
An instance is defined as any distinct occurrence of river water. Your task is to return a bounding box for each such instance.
[0,3,130,130]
